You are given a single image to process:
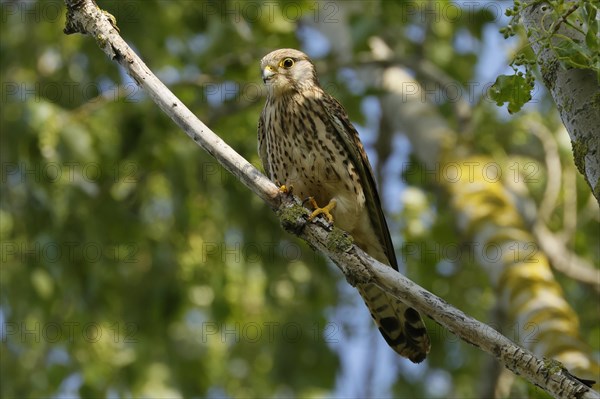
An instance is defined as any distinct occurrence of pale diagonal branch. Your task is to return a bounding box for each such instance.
[63,1,599,398]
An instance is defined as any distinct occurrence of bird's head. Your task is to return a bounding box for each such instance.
[260,49,318,96]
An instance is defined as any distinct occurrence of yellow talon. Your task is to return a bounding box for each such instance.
[279,184,292,194]
[308,198,336,223]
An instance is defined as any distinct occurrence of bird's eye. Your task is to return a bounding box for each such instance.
[281,58,295,68]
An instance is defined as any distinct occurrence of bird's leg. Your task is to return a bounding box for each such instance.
[307,197,337,223]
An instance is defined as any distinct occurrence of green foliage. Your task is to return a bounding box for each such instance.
[497,0,600,112]
[490,72,534,113]
[1,1,598,398]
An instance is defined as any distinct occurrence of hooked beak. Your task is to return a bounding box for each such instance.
[262,65,275,83]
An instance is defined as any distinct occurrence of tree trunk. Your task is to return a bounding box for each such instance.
[520,0,600,204]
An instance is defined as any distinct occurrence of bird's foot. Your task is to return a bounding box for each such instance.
[278,184,293,195]
[307,198,336,223]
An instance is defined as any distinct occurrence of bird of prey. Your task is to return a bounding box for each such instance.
[258,48,430,363]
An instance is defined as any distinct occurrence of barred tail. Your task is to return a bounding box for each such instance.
[358,283,430,363]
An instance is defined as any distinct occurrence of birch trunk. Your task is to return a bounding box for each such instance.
[520,0,600,204]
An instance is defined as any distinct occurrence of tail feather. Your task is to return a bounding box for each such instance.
[358,283,430,363]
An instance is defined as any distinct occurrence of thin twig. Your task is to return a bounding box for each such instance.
[533,222,600,293]
[525,118,562,223]
[561,164,578,241]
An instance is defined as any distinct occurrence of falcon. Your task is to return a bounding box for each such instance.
[258,48,430,362]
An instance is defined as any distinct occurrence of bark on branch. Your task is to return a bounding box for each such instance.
[520,0,600,204]
[63,1,599,398]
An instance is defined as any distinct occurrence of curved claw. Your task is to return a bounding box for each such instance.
[278,184,293,195]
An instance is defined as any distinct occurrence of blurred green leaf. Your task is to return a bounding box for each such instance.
[489,74,533,114]
[552,35,595,70]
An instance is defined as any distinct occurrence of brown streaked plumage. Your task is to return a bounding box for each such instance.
[258,48,430,363]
